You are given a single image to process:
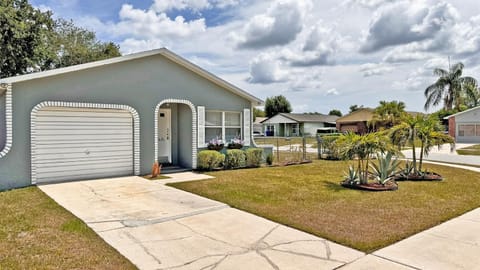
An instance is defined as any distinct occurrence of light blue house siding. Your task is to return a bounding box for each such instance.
[0,49,262,190]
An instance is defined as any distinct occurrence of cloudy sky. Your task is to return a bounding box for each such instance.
[31,0,480,114]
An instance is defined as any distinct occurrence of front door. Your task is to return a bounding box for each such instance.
[158,109,171,163]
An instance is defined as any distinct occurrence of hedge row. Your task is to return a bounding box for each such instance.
[197,148,264,171]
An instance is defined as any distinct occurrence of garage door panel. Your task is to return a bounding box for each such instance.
[35,134,133,142]
[36,142,132,150]
[36,169,132,183]
[33,107,134,183]
[35,145,132,155]
[36,150,132,161]
[36,129,133,135]
[36,160,133,174]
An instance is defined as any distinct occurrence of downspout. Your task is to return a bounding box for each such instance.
[0,83,12,158]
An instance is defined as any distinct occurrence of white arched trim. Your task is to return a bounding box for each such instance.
[30,101,140,184]
[0,83,13,158]
[154,99,197,169]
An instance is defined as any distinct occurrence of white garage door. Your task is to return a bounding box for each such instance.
[33,107,134,183]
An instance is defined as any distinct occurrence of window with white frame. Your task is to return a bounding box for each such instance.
[205,111,241,143]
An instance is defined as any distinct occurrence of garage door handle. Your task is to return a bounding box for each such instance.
[85,150,90,155]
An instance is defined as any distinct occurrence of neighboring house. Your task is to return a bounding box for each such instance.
[0,48,262,190]
[445,106,480,143]
[253,117,267,134]
[336,108,374,134]
[261,113,338,137]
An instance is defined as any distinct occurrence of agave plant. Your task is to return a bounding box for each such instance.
[398,161,415,179]
[343,165,360,185]
[369,152,400,185]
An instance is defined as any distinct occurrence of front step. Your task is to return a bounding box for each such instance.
[161,166,192,174]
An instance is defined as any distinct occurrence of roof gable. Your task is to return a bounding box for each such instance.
[444,106,480,119]
[0,48,263,105]
[336,108,374,123]
[261,113,339,124]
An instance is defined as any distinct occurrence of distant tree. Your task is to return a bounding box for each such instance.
[265,95,292,117]
[50,19,121,68]
[371,100,406,128]
[253,107,265,121]
[349,104,364,113]
[328,109,342,117]
[0,2,121,79]
[424,62,477,111]
[0,0,55,78]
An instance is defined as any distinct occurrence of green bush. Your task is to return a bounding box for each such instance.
[246,148,263,168]
[225,149,246,169]
[266,154,273,165]
[197,150,225,171]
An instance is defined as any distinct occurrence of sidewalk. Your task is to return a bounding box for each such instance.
[402,143,480,167]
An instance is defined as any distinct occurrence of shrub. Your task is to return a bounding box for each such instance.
[266,154,273,165]
[197,150,225,171]
[224,149,246,169]
[246,148,263,168]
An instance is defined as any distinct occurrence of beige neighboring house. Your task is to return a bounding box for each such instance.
[445,106,480,143]
[336,108,374,134]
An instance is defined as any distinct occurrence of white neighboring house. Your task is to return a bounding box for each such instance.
[445,106,480,143]
[261,113,338,137]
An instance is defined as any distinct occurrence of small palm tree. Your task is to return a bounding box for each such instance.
[337,132,394,184]
[389,114,423,174]
[416,116,454,172]
[424,62,477,111]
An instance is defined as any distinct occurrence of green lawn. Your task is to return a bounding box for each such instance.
[0,187,136,269]
[457,144,480,156]
[169,160,480,253]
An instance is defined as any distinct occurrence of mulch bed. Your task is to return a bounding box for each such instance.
[394,172,443,181]
[341,180,398,191]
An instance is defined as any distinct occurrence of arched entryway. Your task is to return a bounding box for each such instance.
[154,99,197,169]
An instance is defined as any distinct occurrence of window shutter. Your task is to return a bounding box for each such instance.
[198,106,206,147]
[243,108,251,145]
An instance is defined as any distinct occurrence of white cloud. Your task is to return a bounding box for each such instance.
[114,4,206,40]
[360,1,458,53]
[343,0,396,9]
[326,88,340,96]
[359,62,394,77]
[150,0,209,12]
[248,52,289,84]
[233,0,312,49]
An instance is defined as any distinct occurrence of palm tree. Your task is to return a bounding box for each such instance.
[463,82,480,108]
[416,116,454,172]
[370,100,406,129]
[389,114,422,174]
[337,132,394,184]
[424,62,477,111]
[389,114,454,174]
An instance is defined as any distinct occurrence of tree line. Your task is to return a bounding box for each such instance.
[0,0,121,79]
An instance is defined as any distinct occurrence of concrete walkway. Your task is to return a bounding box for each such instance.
[402,143,480,167]
[39,167,480,269]
[39,175,363,270]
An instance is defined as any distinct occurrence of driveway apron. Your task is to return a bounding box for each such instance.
[39,176,364,270]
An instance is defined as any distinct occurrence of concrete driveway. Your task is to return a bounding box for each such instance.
[39,176,364,270]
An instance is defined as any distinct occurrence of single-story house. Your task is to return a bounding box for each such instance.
[0,48,263,190]
[261,113,338,137]
[253,117,267,135]
[445,106,480,143]
[336,108,374,134]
